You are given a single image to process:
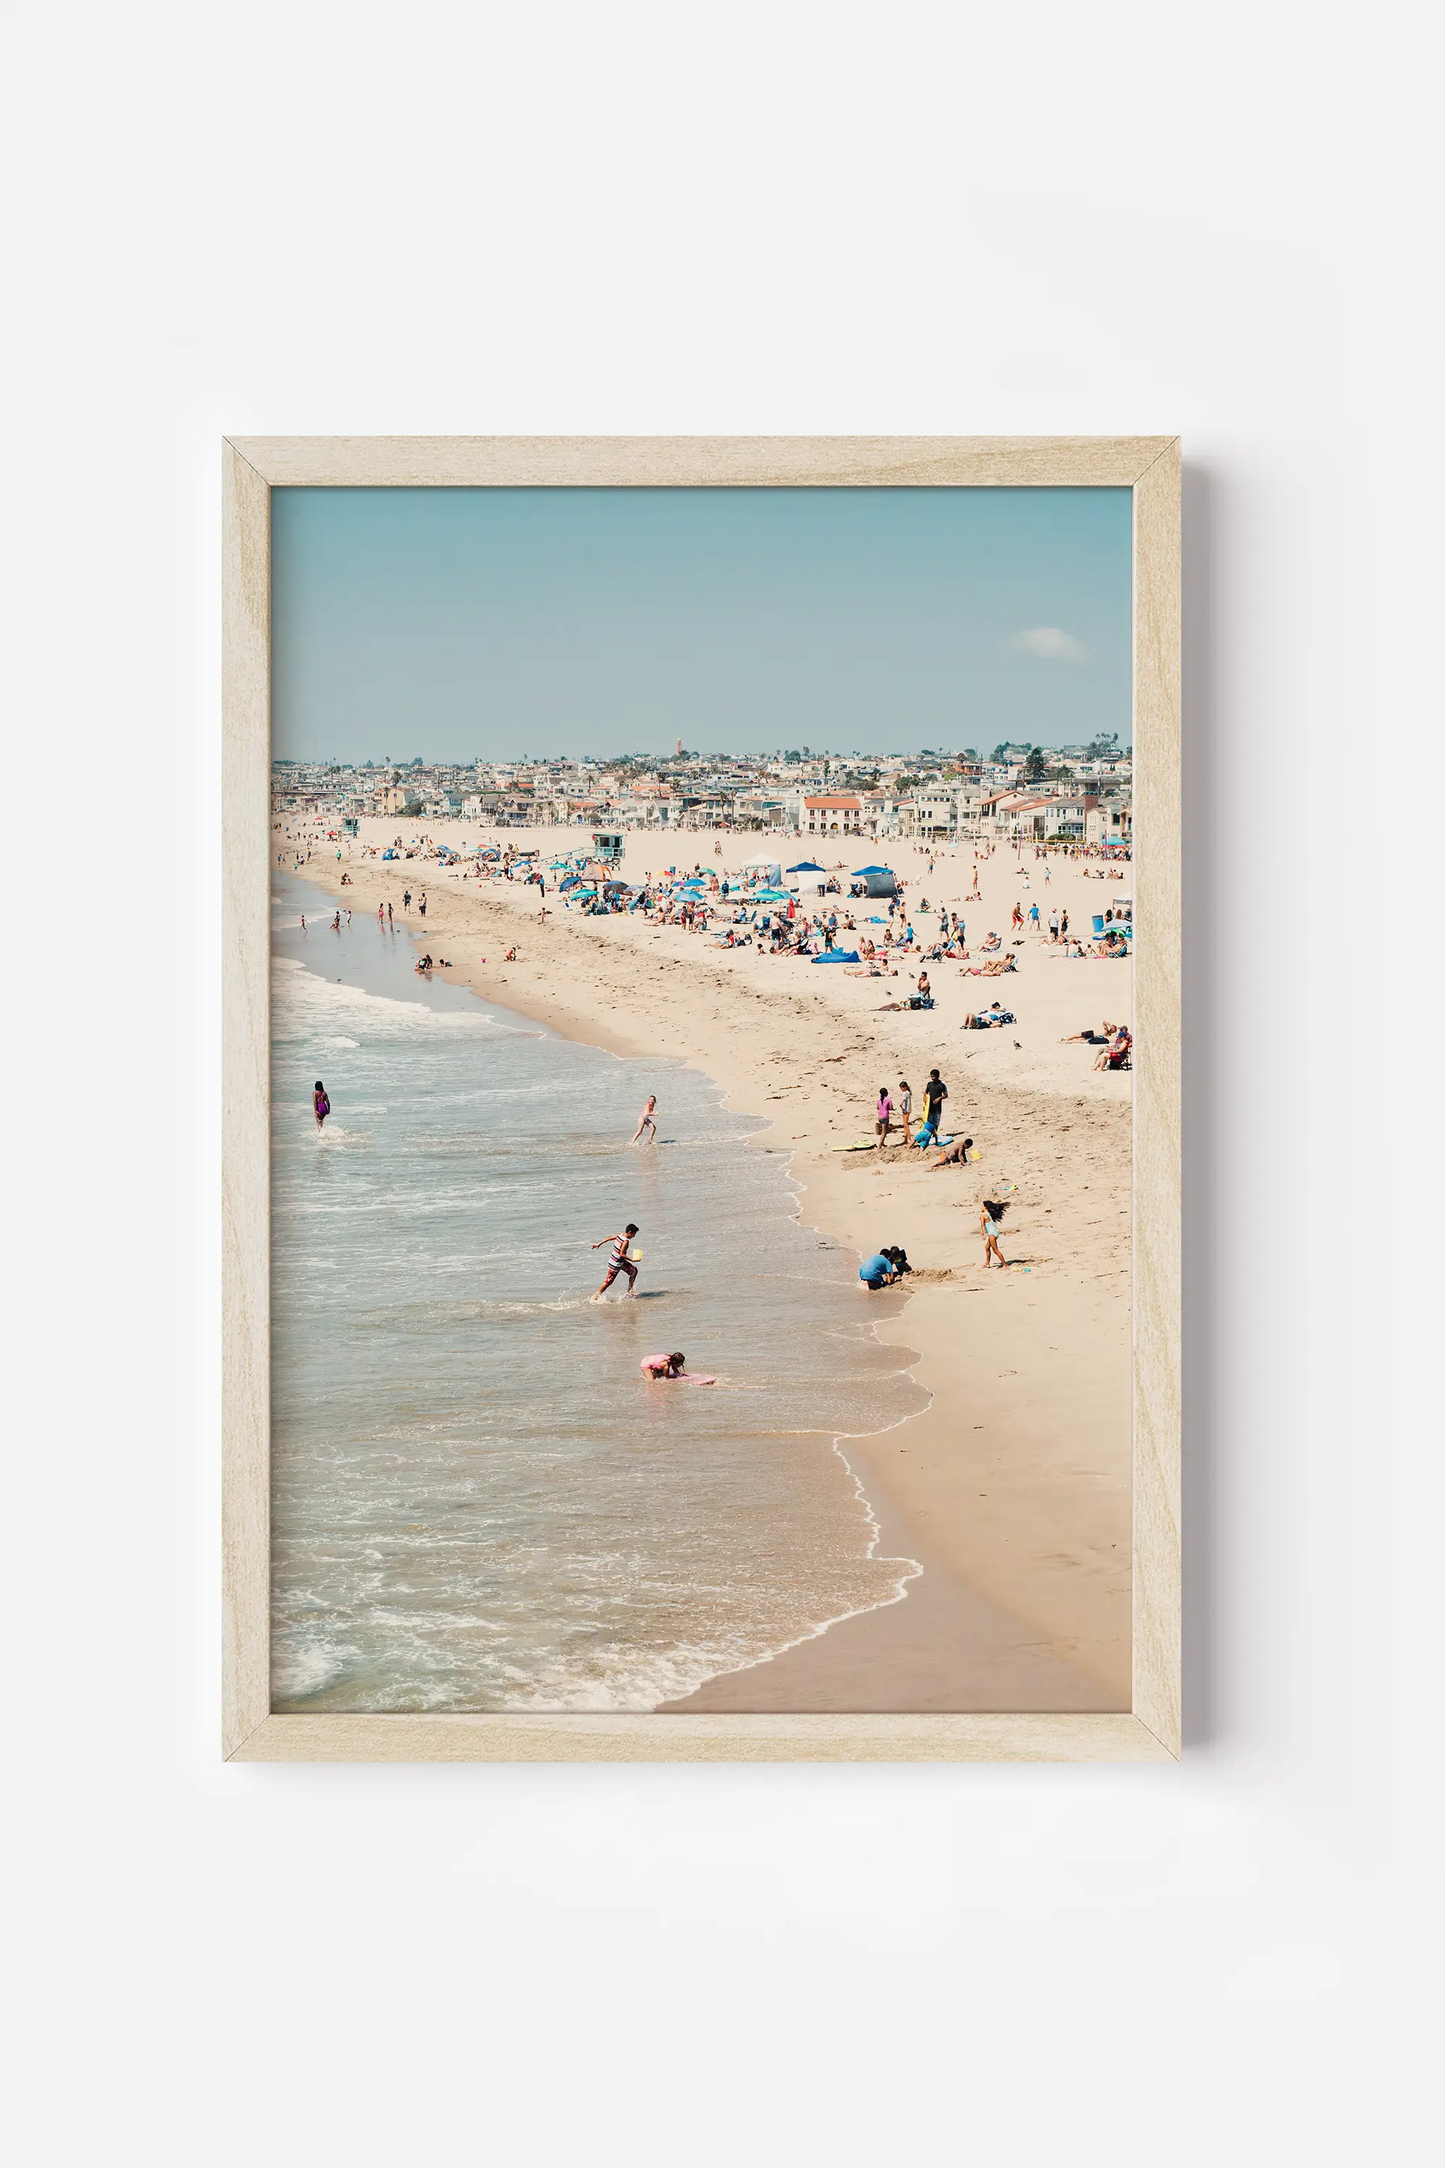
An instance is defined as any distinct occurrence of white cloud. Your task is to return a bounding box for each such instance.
[1008,626,1086,661]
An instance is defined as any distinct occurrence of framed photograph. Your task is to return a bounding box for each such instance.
[222,436,1180,1763]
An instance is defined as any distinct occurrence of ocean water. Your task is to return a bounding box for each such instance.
[270,872,925,1711]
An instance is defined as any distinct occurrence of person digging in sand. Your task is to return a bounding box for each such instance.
[929,1134,974,1168]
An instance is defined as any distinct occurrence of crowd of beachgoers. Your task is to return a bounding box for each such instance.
[274,814,1136,1703]
[285,823,1135,1051]
[278,820,1134,1283]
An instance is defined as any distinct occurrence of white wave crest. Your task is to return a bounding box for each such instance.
[272,962,503,1046]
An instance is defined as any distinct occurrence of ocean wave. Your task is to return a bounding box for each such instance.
[272,961,506,1045]
[270,1637,354,1700]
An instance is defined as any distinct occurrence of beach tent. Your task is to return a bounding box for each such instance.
[741,856,783,884]
[786,861,825,874]
[850,865,898,897]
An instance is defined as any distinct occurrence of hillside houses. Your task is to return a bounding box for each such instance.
[269,748,1131,847]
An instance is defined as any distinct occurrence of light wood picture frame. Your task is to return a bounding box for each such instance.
[223,436,1180,1764]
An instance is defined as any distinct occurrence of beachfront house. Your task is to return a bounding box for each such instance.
[1087,795,1133,846]
[463,788,539,825]
[730,792,790,829]
[621,781,682,828]
[985,793,1059,842]
[899,791,958,840]
[803,793,864,837]
[1041,792,1099,840]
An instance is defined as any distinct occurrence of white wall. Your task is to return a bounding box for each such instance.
[3,4,1437,2162]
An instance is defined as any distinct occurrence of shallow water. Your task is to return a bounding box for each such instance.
[270,870,925,1711]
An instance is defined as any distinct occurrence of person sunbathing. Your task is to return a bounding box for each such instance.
[1094,1026,1132,1069]
[980,931,1002,951]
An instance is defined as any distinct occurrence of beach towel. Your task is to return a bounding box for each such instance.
[812,950,860,963]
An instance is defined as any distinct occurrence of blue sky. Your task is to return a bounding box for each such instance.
[271,486,1132,763]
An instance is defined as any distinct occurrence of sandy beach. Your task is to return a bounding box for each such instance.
[281,821,1134,1711]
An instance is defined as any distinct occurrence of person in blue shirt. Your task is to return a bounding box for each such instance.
[859,1252,899,1290]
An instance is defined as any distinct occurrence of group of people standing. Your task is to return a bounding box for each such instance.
[873,1068,949,1147]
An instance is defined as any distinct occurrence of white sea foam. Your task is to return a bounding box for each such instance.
[270,1639,352,1700]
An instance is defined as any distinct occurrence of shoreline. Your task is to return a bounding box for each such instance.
[279,829,1132,1710]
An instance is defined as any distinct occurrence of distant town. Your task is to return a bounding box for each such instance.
[271,738,1132,847]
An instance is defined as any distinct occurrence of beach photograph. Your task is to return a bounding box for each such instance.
[268,484,1137,1714]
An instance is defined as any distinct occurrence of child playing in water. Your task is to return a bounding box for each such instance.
[312,1080,330,1132]
[630,1094,658,1145]
[592,1224,640,1299]
[640,1352,686,1378]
